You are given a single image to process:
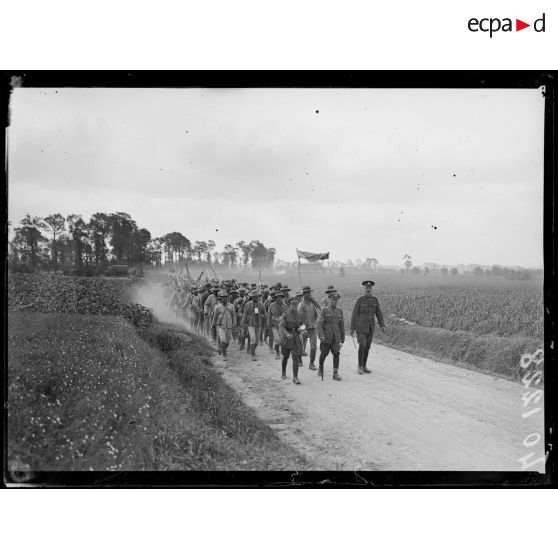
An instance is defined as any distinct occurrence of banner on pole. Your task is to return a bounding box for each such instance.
[296,249,330,263]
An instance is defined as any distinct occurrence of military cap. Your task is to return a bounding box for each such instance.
[302,285,313,293]
[295,291,303,298]
[211,285,220,291]
[238,287,246,293]
[272,292,284,299]
[249,289,260,297]
[362,280,375,287]
[218,290,228,298]
[289,297,299,304]
[329,291,341,300]
[275,282,282,288]
[325,285,336,293]
[281,285,291,291]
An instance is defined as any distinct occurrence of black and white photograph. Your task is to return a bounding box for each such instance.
[4,74,553,485]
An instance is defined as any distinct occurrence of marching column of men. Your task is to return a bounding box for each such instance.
[161,276,386,384]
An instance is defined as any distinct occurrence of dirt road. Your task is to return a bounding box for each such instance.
[213,336,545,472]
[132,283,545,472]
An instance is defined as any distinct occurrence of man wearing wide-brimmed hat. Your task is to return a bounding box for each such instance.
[322,285,337,307]
[267,291,286,359]
[234,287,248,350]
[211,290,237,361]
[241,290,266,360]
[298,285,322,370]
[317,291,345,381]
[204,285,221,343]
[350,280,386,374]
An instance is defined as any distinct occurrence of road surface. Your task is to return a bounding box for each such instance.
[213,336,545,471]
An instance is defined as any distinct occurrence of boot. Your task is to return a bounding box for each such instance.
[222,343,228,361]
[250,344,257,361]
[333,369,342,381]
[358,366,365,375]
[217,341,222,355]
[363,349,371,373]
[281,357,287,379]
[318,365,324,378]
[309,348,317,370]
[293,366,301,385]
[274,345,281,359]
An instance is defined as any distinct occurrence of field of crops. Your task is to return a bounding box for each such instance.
[227,270,544,341]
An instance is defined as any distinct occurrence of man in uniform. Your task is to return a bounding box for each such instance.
[211,290,236,361]
[204,285,220,344]
[267,291,286,359]
[322,285,337,307]
[316,291,345,381]
[298,286,321,370]
[278,297,304,384]
[234,287,248,350]
[241,290,266,361]
[350,280,386,374]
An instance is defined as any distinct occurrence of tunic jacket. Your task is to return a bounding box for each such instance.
[241,300,266,328]
[279,310,304,352]
[317,306,345,344]
[350,295,385,334]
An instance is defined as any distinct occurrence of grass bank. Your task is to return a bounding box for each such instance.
[374,319,543,381]
[7,311,306,472]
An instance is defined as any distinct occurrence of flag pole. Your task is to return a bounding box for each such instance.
[296,248,303,290]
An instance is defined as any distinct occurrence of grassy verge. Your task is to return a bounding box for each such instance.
[374,320,543,381]
[8,312,307,472]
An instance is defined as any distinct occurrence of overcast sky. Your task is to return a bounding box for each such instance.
[7,87,544,267]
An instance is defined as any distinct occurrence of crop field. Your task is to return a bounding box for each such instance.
[212,269,544,340]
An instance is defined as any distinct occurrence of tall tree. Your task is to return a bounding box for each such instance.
[43,214,66,272]
[236,241,251,268]
[67,214,89,267]
[193,240,208,263]
[89,212,111,266]
[107,212,137,263]
[13,214,48,271]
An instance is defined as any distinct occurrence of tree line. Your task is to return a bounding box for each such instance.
[8,212,277,274]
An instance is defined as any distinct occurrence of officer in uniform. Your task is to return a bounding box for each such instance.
[350,280,386,374]
[317,291,345,381]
